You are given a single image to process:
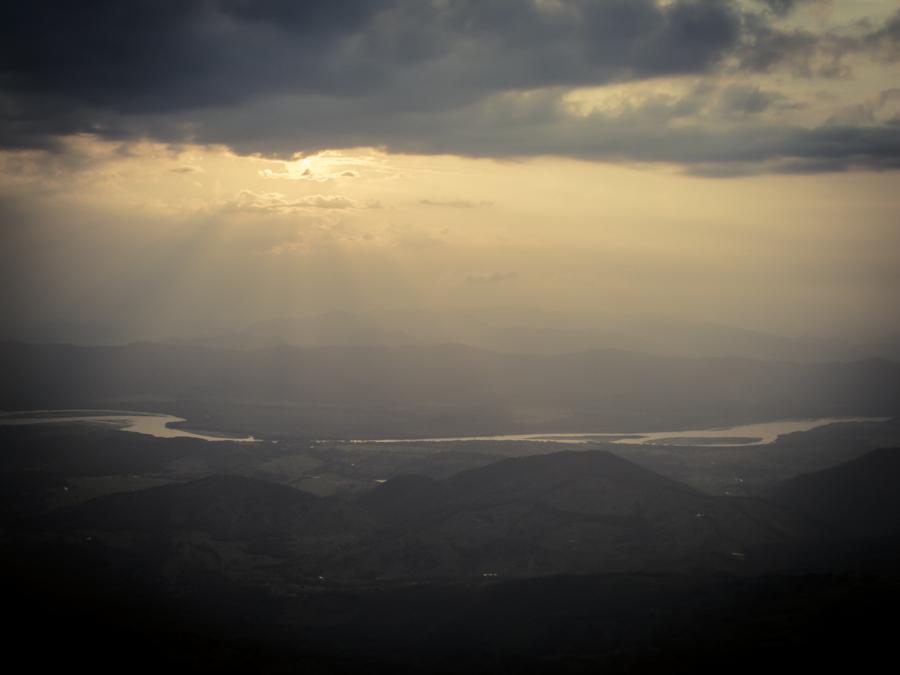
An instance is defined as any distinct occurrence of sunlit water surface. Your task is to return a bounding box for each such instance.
[0,411,888,447]
[349,416,889,447]
[0,410,258,443]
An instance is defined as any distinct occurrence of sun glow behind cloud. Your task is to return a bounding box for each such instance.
[1,132,898,342]
[0,1,899,344]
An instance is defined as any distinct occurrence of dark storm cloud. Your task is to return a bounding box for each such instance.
[739,6,900,77]
[869,10,900,60]
[0,1,898,173]
[757,0,795,14]
[715,84,793,114]
[0,1,741,112]
[736,13,855,77]
[753,0,817,17]
[167,81,898,175]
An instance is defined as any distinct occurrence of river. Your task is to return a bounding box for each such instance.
[0,409,259,443]
[347,416,889,447]
[0,410,888,447]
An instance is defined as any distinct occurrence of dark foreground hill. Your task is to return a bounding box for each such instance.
[2,341,899,437]
[46,450,812,580]
[52,475,364,539]
[6,544,898,675]
[7,448,900,674]
[348,451,814,577]
[772,447,900,538]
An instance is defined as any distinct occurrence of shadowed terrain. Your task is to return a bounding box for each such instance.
[42,450,814,581]
[772,447,900,539]
[4,422,900,673]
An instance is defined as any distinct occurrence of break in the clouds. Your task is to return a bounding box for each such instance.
[1,0,898,173]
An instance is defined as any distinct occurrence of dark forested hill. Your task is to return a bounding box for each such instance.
[43,450,811,580]
[772,447,900,538]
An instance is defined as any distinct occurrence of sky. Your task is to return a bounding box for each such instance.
[1,0,899,344]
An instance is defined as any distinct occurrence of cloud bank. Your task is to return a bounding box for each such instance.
[1,1,898,173]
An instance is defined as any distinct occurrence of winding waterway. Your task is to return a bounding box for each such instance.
[0,410,888,447]
[349,416,889,447]
[0,409,258,443]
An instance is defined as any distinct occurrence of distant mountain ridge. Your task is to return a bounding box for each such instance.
[2,341,898,438]
[202,309,888,363]
[10,308,897,363]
